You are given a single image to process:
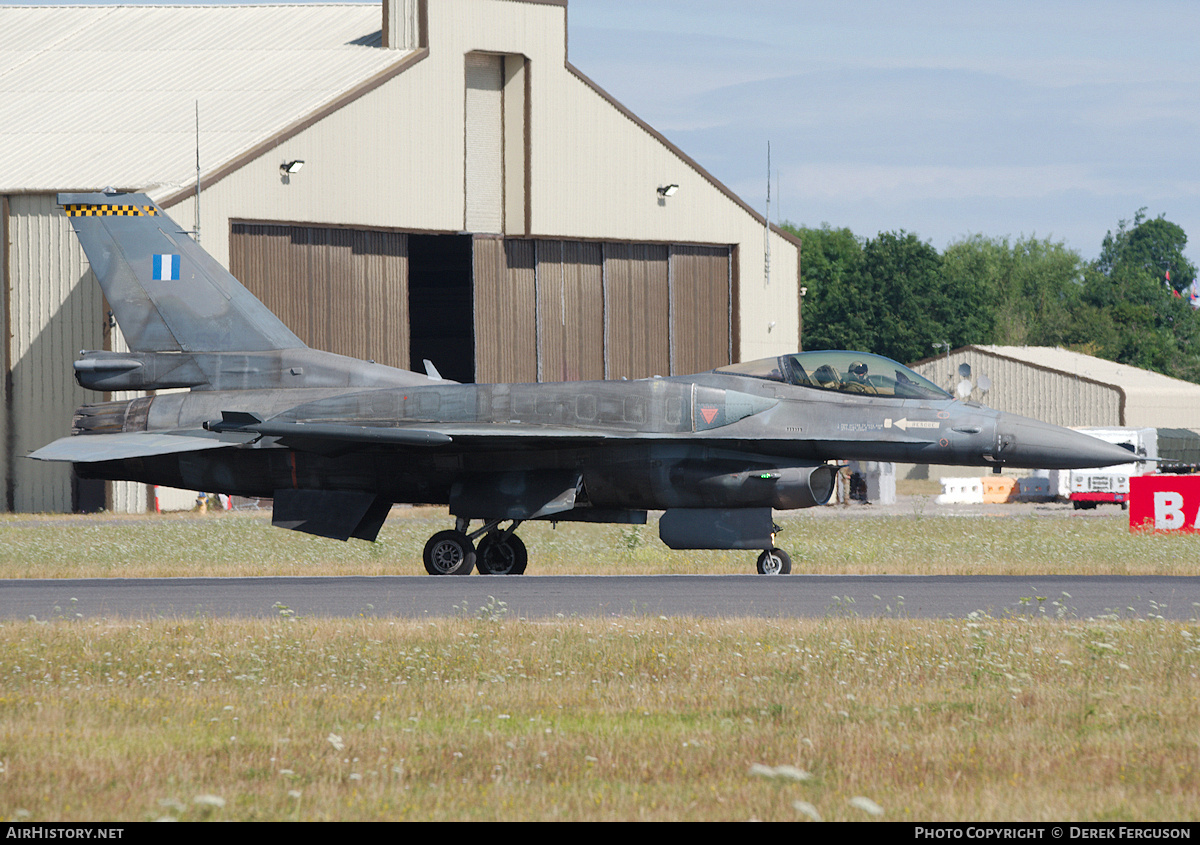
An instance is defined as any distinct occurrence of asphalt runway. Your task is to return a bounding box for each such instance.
[4,574,1200,621]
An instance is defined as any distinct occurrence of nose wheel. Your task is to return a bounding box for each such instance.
[756,547,792,575]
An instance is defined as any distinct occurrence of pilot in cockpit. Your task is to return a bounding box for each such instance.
[844,360,877,393]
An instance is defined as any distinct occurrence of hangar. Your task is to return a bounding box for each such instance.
[910,345,1200,433]
[0,0,802,513]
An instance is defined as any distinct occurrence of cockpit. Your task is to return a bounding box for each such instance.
[715,351,951,400]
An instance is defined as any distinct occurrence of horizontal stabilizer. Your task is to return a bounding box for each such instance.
[28,432,240,463]
[272,489,392,542]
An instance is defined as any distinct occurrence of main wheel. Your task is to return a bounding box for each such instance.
[423,530,476,575]
[476,532,528,575]
[756,547,792,575]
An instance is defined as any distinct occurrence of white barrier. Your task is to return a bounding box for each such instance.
[937,477,984,504]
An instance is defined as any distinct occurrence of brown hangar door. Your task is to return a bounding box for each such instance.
[230,225,731,385]
[229,223,411,369]
[668,244,733,377]
[473,238,732,384]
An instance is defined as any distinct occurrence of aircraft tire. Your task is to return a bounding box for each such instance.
[476,532,528,575]
[756,548,792,575]
[423,530,476,575]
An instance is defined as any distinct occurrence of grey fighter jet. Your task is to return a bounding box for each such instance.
[31,192,1134,575]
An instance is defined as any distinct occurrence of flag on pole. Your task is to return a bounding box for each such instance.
[1166,269,1182,298]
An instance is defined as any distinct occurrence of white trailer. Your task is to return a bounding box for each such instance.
[1064,428,1156,509]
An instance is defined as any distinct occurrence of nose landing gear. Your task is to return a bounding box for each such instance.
[756,547,792,575]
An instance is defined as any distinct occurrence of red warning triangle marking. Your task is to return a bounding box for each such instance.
[700,407,719,424]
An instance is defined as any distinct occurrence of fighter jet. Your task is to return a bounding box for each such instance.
[31,192,1135,575]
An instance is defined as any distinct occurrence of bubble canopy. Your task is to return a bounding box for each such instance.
[715,351,951,400]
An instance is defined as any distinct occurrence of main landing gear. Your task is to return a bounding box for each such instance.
[421,519,791,575]
[422,518,528,576]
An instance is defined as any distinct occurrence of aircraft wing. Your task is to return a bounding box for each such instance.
[326,423,619,442]
[206,411,627,449]
[28,431,253,463]
[213,415,660,454]
[28,421,712,465]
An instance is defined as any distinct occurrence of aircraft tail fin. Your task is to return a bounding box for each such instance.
[58,192,305,353]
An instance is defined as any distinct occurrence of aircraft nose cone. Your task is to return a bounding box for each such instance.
[995,415,1136,469]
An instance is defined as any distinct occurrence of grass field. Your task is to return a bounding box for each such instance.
[0,501,1196,579]
[1,505,1198,821]
[1,614,1197,822]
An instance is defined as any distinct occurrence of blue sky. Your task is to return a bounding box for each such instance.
[20,0,1200,262]
[568,0,1200,263]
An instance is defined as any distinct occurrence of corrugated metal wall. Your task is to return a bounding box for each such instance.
[230,223,410,368]
[536,240,604,382]
[670,244,732,378]
[0,197,7,511]
[4,194,147,513]
[383,0,421,50]
[474,237,537,383]
[603,243,671,380]
[6,195,90,512]
[474,236,730,384]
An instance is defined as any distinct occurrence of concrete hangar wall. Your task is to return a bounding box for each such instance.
[0,0,801,513]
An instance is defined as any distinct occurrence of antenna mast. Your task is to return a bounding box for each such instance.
[763,141,771,287]
[193,100,201,243]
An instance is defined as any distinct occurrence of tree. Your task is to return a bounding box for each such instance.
[1083,210,1200,379]
[790,224,989,363]
[1095,208,1196,292]
[858,231,948,363]
[941,234,1088,348]
[784,224,866,352]
[790,213,1200,381]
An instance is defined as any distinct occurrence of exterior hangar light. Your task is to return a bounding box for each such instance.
[657,184,678,198]
[280,160,305,175]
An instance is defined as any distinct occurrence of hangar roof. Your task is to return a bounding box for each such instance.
[971,345,1199,396]
[0,3,410,195]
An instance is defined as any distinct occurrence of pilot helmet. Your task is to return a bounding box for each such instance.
[849,360,868,377]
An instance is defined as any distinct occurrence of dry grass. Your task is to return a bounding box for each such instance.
[3,507,1196,821]
[1,614,1198,821]
[0,504,1197,578]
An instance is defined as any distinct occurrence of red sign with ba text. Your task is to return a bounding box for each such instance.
[1129,475,1200,532]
